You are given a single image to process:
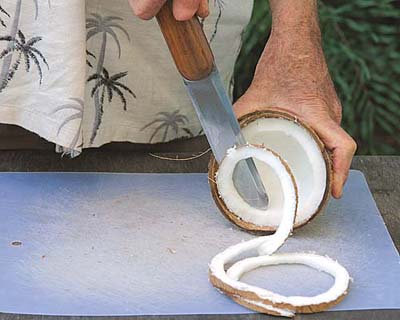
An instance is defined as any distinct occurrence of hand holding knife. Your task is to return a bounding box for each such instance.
[156,1,269,209]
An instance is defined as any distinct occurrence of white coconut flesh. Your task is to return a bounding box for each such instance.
[240,117,327,227]
[210,146,350,317]
[216,145,297,233]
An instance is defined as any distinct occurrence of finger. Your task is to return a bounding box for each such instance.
[330,138,356,199]
[173,0,202,21]
[129,0,166,20]
[197,0,210,18]
[313,120,357,199]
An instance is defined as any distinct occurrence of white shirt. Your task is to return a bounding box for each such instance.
[0,0,253,155]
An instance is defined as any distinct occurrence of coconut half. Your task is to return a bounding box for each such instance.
[209,145,350,317]
[209,109,332,233]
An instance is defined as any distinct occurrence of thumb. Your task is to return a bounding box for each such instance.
[312,120,357,199]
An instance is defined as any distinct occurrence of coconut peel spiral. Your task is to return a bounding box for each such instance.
[208,122,350,317]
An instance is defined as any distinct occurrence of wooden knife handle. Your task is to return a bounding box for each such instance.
[156,1,214,81]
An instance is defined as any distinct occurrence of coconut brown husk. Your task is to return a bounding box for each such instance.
[209,271,348,317]
[208,109,333,234]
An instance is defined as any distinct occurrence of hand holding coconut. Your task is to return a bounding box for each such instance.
[234,0,357,199]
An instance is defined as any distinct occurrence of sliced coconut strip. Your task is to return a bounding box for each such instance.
[215,145,298,245]
[209,145,350,317]
[226,253,350,306]
[208,110,332,233]
[232,295,295,317]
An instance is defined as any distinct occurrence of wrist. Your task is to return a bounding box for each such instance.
[269,0,321,42]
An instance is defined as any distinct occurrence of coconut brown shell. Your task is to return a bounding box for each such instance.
[208,109,333,234]
[209,271,348,317]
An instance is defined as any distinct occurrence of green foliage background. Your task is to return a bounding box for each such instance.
[234,0,400,155]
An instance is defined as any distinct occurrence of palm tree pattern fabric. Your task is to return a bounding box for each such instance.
[0,0,253,156]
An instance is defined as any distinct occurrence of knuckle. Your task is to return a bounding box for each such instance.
[133,4,153,20]
[174,10,194,21]
[201,0,209,7]
[197,8,209,18]
[351,140,358,153]
[174,0,201,20]
[346,137,357,153]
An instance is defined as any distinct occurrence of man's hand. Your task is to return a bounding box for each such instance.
[129,0,209,21]
[234,0,357,199]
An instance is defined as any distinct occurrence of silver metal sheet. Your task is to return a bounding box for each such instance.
[0,171,398,316]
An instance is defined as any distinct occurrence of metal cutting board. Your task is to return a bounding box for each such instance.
[0,171,399,316]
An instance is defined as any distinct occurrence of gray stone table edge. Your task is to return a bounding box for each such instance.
[0,151,398,320]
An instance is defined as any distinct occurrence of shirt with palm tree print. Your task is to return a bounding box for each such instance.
[0,0,253,156]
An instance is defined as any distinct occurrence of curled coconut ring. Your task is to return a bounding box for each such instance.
[209,145,350,317]
[209,109,333,233]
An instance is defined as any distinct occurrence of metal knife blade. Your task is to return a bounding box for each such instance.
[155,2,268,209]
[184,68,269,209]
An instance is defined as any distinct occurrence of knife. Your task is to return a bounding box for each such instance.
[156,1,269,209]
